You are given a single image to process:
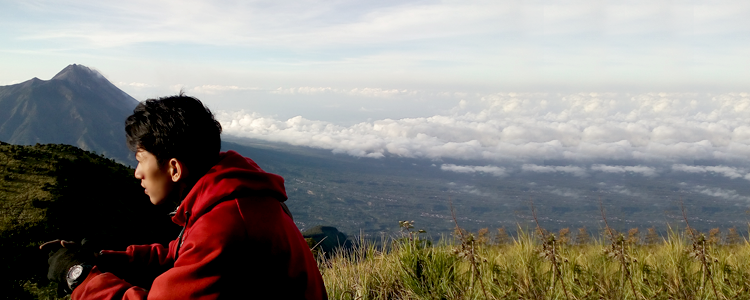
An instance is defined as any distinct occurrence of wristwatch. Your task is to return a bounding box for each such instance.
[66,264,93,291]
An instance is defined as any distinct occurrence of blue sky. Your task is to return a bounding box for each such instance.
[3,1,750,173]
[3,1,748,103]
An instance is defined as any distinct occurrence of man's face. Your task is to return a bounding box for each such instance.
[134,149,176,205]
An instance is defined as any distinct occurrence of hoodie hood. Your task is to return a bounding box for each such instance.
[171,150,287,226]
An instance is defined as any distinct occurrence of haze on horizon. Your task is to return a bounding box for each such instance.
[2,0,750,174]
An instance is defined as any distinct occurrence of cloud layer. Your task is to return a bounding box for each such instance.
[672,164,750,180]
[440,164,507,177]
[441,163,660,178]
[218,92,750,168]
[591,164,658,177]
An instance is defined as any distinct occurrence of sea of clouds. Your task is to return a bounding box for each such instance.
[216,92,750,178]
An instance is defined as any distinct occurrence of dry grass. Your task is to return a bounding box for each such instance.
[320,224,750,300]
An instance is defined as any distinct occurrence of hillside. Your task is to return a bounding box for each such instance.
[0,141,179,299]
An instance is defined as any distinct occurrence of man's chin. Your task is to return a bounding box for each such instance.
[149,197,162,205]
[151,196,181,208]
[149,195,169,205]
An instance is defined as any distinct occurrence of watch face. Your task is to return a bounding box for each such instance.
[68,265,83,280]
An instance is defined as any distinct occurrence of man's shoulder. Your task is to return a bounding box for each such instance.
[190,200,246,238]
[193,196,295,242]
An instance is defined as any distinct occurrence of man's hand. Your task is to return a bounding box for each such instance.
[40,239,98,294]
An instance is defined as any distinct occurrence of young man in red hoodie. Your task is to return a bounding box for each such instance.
[42,95,327,299]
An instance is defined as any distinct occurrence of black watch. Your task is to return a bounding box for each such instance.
[66,264,93,292]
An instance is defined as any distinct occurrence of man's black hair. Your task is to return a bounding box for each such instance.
[125,94,222,177]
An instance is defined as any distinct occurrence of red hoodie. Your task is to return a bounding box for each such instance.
[72,151,327,299]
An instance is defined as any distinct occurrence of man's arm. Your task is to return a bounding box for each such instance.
[72,201,243,300]
[95,242,176,289]
[62,241,176,299]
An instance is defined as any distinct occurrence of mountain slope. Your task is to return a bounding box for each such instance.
[0,64,138,165]
[0,142,179,299]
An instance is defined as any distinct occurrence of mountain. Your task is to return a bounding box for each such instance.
[0,64,139,165]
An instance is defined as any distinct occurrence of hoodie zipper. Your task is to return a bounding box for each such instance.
[174,211,190,261]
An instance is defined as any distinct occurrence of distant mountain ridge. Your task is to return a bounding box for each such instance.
[0,64,138,165]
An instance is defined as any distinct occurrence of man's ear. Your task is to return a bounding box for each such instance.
[167,158,189,182]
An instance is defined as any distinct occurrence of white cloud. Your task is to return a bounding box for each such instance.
[701,166,744,179]
[548,187,580,198]
[591,164,658,177]
[190,85,260,94]
[672,164,748,180]
[270,87,418,97]
[17,1,747,50]
[521,164,588,177]
[4,0,750,92]
[15,1,509,48]
[358,107,384,112]
[608,185,648,198]
[218,92,750,166]
[440,164,507,177]
[116,81,154,88]
[693,186,750,202]
[270,87,335,95]
[2,80,22,86]
[348,88,416,97]
[449,184,492,197]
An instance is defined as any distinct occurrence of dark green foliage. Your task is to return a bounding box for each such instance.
[0,142,180,299]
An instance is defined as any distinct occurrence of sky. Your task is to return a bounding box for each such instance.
[2,0,750,173]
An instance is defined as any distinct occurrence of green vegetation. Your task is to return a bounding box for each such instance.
[0,142,179,299]
[319,221,750,299]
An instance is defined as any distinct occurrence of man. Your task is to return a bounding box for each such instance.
[42,95,327,299]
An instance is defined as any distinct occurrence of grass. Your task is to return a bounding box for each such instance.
[319,223,750,300]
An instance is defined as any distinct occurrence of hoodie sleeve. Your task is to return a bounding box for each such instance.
[71,242,178,300]
[98,242,176,272]
[72,201,245,300]
[71,267,148,299]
